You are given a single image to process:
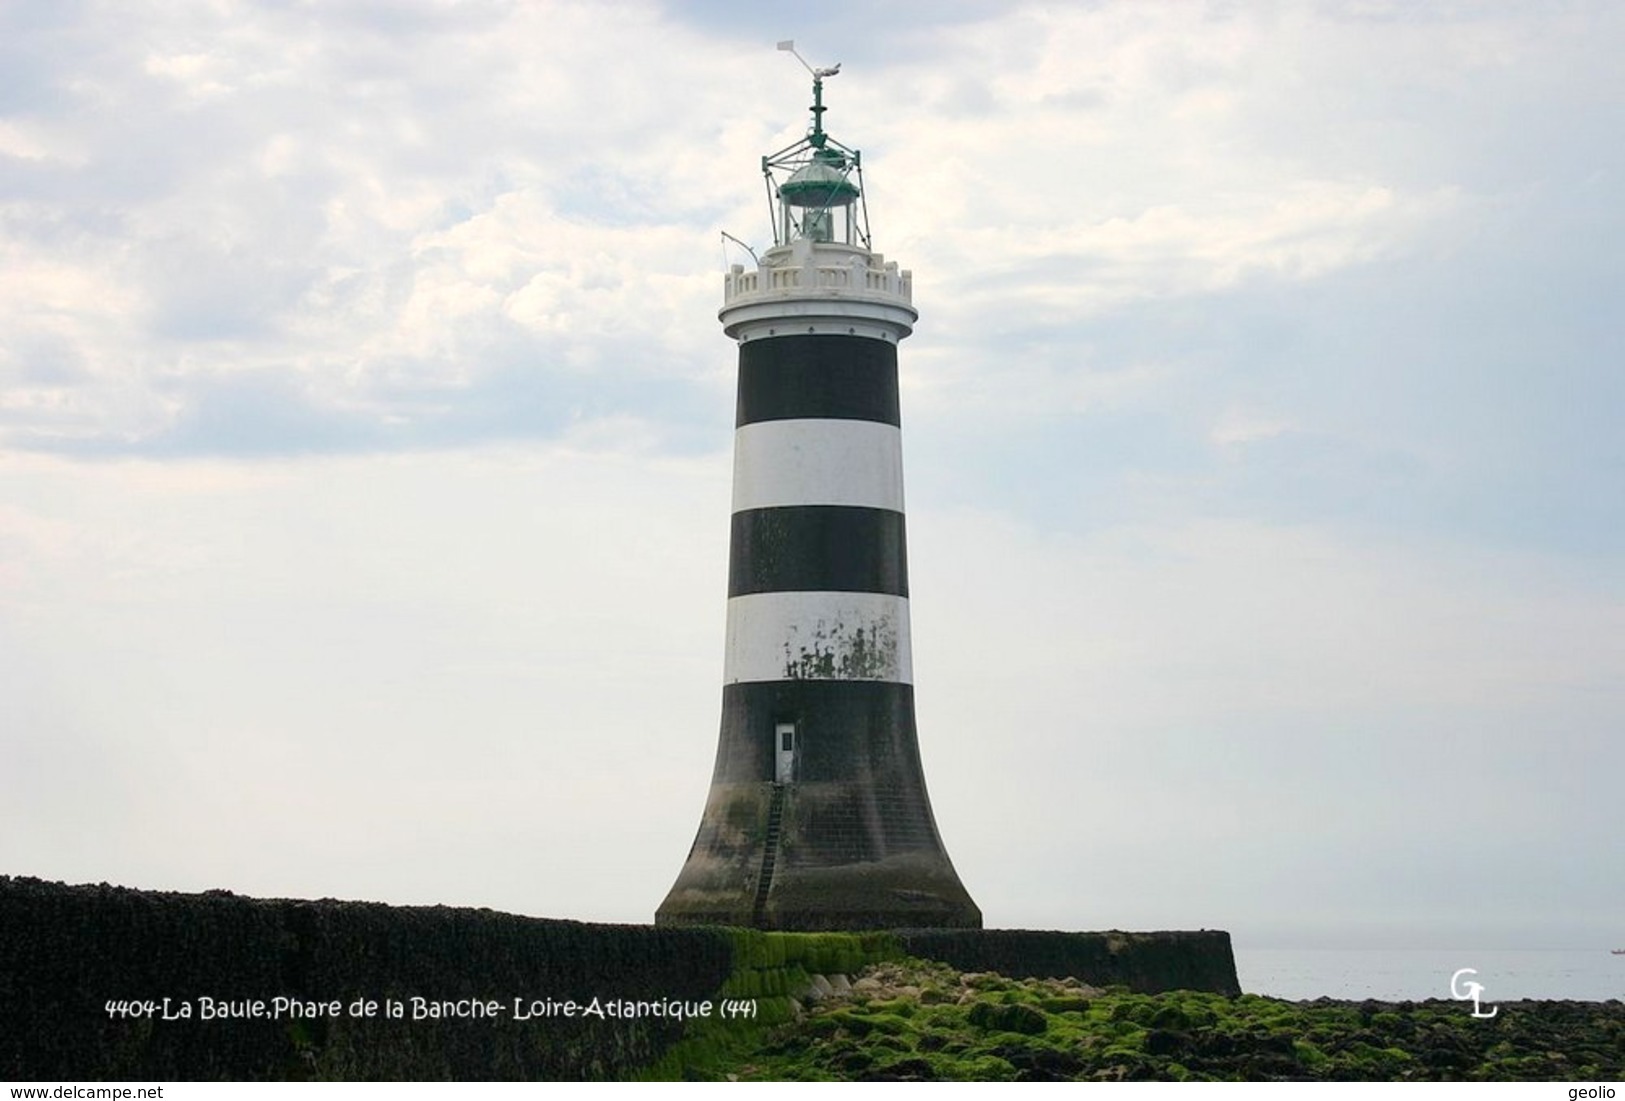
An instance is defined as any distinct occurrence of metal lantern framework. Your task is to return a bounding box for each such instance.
[761,46,872,249]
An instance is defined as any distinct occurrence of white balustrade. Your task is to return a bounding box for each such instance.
[724,247,912,308]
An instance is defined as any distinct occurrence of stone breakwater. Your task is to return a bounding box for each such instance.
[1,876,1238,1081]
[1,875,734,1080]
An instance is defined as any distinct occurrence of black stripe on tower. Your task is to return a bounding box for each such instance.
[728,506,908,597]
[712,681,944,851]
[736,334,899,427]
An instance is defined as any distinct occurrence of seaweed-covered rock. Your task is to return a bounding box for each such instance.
[725,959,1625,1083]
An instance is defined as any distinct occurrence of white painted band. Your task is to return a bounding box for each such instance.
[723,591,914,685]
[732,419,905,513]
[719,298,917,343]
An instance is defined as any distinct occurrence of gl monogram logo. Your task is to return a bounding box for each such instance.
[1449,968,1499,1018]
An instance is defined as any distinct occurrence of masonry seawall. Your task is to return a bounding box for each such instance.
[895,928,1241,996]
[2,876,1239,1080]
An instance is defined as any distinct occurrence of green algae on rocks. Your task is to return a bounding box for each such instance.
[701,960,1625,1082]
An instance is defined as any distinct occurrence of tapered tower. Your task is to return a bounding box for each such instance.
[657,48,979,931]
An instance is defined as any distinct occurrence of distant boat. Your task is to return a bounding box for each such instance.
[1613,949,1625,956]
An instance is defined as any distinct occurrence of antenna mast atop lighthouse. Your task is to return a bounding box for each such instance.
[656,47,980,931]
[762,41,870,249]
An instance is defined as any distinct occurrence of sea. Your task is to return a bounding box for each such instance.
[1233,948,1625,1003]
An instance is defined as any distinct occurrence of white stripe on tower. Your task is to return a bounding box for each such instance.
[723,591,913,685]
[731,419,905,513]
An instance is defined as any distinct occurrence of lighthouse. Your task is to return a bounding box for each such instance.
[656,47,980,931]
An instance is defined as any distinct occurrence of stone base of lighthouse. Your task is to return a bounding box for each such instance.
[656,681,981,930]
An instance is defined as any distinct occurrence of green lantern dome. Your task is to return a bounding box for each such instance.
[778,150,860,209]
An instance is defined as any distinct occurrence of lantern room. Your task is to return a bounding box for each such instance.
[762,41,871,249]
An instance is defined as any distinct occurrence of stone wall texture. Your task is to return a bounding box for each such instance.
[894,928,1242,997]
[1,877,733,1081]
[2,876,1239,1080]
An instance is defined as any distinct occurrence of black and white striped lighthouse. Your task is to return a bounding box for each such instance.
[657,48,980,931]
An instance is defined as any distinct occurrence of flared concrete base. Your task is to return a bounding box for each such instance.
[656,775,982,931]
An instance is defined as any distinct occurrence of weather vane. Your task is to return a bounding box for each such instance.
[777,40,840,80]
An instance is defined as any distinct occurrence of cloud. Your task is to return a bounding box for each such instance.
[4,0,1616,499]
[1,1,764,457]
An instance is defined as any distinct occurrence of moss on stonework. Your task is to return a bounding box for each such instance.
[638,929,902,1082]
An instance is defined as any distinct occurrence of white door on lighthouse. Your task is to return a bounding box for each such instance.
[775,723,796,784]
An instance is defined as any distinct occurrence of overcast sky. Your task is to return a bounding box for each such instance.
[3,0,1621,956]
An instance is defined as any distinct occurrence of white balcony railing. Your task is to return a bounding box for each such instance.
[724,245,912,309]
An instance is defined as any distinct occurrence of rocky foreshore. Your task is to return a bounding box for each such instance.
[722,961,1625,1081]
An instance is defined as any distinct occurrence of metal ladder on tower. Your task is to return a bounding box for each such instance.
[751,784,786,927]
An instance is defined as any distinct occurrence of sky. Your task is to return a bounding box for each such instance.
[2,0,1622,956]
